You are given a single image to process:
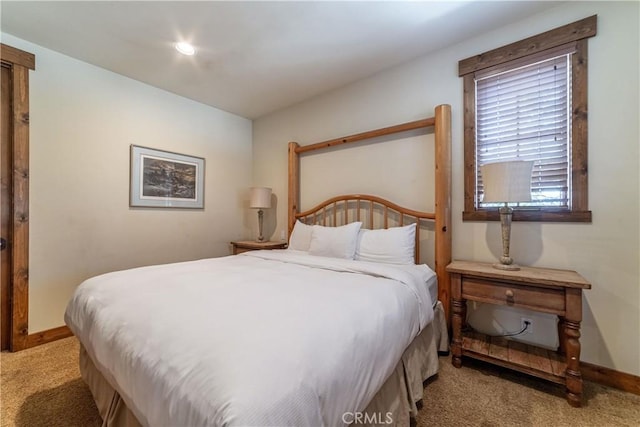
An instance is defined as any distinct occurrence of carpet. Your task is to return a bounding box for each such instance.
[1,337,638,426]
[1,338,100,427]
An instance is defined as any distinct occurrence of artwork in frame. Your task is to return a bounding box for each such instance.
[130,145,205,208]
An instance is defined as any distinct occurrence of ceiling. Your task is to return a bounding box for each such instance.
[1,1,564,119]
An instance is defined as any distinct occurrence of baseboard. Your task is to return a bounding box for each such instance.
[26,325,73,348]
[19,325,640,397]
[582,361,640,396]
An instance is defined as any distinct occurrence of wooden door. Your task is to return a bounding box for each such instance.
[1,63,11,350]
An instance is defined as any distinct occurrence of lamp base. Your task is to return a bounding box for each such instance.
[256,209,265,242]
[494,204,521,271]
[492,262,521,271]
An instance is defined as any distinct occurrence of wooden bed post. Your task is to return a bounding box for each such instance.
[434,104,452,330]
[288,142,300,238]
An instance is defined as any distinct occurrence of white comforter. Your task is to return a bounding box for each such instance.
[65,250,435,427]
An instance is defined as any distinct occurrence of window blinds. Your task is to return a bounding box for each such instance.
[475,49,573,209]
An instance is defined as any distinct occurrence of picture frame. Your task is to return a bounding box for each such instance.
[130,145,205,208]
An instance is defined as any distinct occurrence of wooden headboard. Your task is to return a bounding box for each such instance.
[287,104,452,326]
[295,194,435,264]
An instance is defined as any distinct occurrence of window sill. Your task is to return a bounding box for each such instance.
[463,210,592,223]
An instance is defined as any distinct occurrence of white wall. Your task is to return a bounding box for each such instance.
[253,1,640,376]
[1,34,253,333]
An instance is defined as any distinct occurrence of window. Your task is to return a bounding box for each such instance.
[460,15,597,222]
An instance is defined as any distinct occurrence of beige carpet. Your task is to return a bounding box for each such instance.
[1,337,639,426]
[1,338,100,427]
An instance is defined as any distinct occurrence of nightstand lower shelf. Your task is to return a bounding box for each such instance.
[461,330,567,385]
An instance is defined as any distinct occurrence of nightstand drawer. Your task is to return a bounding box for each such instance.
[462,278,565,315]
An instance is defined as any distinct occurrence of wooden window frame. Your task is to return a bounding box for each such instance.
[460,15,597,222]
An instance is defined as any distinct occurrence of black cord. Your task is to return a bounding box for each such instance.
[465,320,530,338]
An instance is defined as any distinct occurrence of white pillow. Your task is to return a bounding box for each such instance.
[288,220,314,251]
[308,222,362,259]
[355,223,416,264]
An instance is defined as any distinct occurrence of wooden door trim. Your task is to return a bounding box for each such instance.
[1,43,34,351]
[0,44,35,70]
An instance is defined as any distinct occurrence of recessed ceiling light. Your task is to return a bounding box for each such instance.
[175,42,196,56]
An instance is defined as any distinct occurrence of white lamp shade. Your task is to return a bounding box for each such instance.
[249,187,272,209]
[481,161,534,203]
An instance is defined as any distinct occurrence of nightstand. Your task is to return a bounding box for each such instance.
[231,240,288,255]
[446,260,591,407]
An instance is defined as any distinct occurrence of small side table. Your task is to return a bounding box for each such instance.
[446,260,591,407]
[231,240,288,255]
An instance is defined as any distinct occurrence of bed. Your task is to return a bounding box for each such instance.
[65,104,452,426]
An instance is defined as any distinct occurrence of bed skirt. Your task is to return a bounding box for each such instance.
[80,302,449,427]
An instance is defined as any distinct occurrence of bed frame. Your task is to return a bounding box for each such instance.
[287,104,452,326]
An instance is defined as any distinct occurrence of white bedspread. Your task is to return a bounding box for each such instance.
[65,250,435,427]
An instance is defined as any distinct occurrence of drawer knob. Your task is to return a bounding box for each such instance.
[505,289,514,298]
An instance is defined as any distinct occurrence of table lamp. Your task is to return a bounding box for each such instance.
[249,187,272,242]
[481,161,534,271]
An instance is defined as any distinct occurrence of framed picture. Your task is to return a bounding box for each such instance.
[130,145,205,208]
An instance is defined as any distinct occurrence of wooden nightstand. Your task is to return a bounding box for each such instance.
[446,260,591,407]
[231,240,288,255]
